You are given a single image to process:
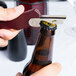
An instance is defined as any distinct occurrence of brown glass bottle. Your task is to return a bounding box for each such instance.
[23,20,57,76]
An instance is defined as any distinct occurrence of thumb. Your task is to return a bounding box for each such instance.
[31,63,62,76]
[0,5,24,21]
[16,72,22,76]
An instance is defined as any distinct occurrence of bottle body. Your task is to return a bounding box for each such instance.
[23,25,55,76]
[7,30,27,61]
[17,0,47,45]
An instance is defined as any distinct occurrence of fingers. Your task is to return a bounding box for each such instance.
[16,63,61,76]
[31,63,62,76]
[0,5,24,21]
[0,29,20,47]
[0,38,8,47]
[0,29,21,40]
[16,72,22,76]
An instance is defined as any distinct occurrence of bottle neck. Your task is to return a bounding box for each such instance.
[31,28,55,66]
[40,28,55,36]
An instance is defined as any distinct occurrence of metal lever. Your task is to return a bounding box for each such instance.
[29,15,66,27]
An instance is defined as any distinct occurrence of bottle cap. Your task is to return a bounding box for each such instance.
[40,20,57,30]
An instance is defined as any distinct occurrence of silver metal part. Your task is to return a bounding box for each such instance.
[29,15,66,27]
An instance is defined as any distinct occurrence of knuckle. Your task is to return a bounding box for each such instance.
[0,39,8,47]
[3,8,16,21]
[3,9,9,21]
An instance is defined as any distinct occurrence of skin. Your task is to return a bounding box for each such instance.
[16,63,61,76]
[0,5,24,47]
[0,5,61,76]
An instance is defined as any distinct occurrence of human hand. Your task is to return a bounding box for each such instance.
[16,63,61,76]
[0,5,24,47]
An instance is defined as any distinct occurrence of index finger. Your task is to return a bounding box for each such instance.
[0,5,24,21]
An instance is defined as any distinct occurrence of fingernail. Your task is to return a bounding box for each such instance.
[15,5,25,13]
[52,62,62,72]
[16,72,22,76]
[53,62,62,68]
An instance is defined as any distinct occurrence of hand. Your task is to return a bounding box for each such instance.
[16,63,61,76]
[0,5,24,47]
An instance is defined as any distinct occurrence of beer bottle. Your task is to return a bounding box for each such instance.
[23,20,57,76]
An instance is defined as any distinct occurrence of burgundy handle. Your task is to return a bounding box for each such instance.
[0,9,40,30]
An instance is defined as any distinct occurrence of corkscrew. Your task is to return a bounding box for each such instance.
[0,1,66,30]
[0,1,40,30]
[29,15,66,27]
